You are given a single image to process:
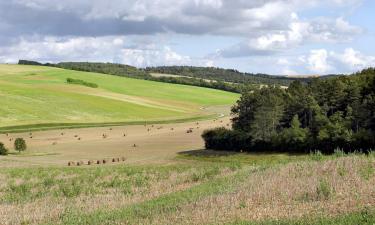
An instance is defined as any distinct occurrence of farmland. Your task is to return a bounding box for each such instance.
[0,65,374,225]
[0,64,238,131]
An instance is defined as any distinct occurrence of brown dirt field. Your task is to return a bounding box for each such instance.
[0,117,231,167]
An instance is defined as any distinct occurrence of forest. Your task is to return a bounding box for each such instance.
[18,61,316,92]
[203,68,375,153]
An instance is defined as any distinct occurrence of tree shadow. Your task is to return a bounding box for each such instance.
[178,149,306,158]
[178,149,239,157]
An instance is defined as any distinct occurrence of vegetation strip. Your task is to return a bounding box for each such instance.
[45,166,254,225]
[0,115,214,134]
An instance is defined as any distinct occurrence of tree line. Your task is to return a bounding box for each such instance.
[18,60,316,93]
[145,66,314,86]
[203,68,375,154]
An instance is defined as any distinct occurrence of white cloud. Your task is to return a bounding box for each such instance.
[277,48,375,75]
[307,49,332,73]
[330,48,375,71]
[0,0,368,75]
[216,15,362,57]
[6,0,362,38]
[0,36,211,67]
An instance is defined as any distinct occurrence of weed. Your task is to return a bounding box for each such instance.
[316,179,332,200]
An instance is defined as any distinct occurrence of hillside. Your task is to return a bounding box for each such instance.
[145,66,313,86]
[19,61,317,92]
[0,64,238,130]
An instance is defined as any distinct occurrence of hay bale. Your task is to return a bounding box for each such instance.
[78,137,81,141]
[68,161,75,166]
[88,160,93,165]
[116,158,120,162]
[52,142,57,145]
[112,158,116,162]
[96,160,101,164]
[102,159,107,164]
[121,156,126,161]
[76,162,81,166]
[74,135,78,138]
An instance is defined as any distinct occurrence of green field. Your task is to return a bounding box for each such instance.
[0,65,238,130]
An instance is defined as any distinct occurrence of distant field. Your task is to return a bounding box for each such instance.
[150,72,188,78]
[0,65,238,129]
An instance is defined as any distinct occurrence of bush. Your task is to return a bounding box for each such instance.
[0,142,8,155]
[202,127,250,151]
[14,138,27,153]
[66,78,98,88]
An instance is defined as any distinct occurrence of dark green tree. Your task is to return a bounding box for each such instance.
[0,142,8,155]
[14,138,27,153]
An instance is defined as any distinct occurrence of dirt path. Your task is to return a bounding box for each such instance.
[0,117,231,167]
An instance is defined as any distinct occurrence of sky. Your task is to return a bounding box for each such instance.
[0,0,374,75]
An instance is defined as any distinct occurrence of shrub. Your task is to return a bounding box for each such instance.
[14,138,27,153]
[316,179,332,200]
[310,150,324,161]
[66,78,98,88]
[202,127,250,151]
[0,142,8,155]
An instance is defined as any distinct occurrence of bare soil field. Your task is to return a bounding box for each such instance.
[0,117,231,167]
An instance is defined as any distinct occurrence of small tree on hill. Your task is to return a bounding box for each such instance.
[14,138,27,153]
[0,142,8,155]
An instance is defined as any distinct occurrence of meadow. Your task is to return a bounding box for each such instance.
[0,151,373,224]
[0,64,238,131]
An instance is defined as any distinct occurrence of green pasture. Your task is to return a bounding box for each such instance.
[0,65,238,129]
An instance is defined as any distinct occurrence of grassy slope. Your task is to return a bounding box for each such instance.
[0,65,238,129]
[0,152,373,225]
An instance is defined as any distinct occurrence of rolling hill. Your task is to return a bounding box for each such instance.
[0,64,239,131]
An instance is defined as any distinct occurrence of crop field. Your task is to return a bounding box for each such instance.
[0,64,238,130]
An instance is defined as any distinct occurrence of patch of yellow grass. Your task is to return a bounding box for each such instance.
[148,156,375,225]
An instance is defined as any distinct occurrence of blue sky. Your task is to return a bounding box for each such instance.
[0,0,374,75]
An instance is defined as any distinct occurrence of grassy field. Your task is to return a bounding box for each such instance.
[0,151,373,224]
[0,64,238,130]
[0,64,374,225]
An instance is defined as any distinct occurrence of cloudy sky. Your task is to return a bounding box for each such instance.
[0,0,374,75]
